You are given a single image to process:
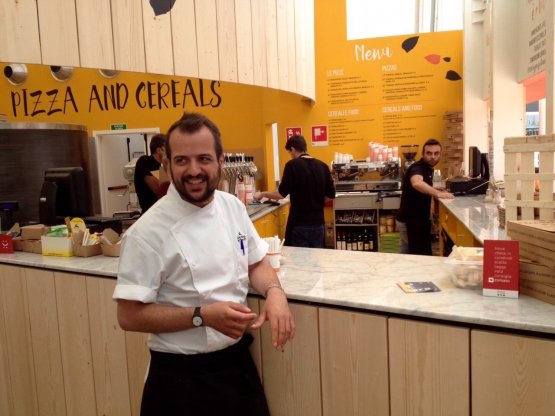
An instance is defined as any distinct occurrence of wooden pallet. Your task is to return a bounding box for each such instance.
[503,135,555,223]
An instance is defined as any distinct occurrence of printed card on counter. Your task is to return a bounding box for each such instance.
[482,240,519,298]
[397,281,441,293]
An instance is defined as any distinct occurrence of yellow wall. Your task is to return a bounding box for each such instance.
[0,1,463,190]
[0,64,312,190]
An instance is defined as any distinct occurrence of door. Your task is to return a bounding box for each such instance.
[93,129,160,217]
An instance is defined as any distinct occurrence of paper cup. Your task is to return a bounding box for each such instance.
[266,252,281,271]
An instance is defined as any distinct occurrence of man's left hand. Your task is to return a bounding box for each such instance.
[250,289,296,351]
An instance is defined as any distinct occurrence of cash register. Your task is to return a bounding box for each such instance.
[38,167,123,234]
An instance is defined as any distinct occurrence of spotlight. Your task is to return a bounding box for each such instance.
[50,66,74,82]
[3,64,28,85]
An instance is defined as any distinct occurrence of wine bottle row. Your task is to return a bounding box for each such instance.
[335,228,375,251]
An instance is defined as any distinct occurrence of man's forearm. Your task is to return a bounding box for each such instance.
[258,190,284,201]
[248,259,283,298]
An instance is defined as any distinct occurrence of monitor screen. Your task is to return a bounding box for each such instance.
[468,146,482,179]
[39,167,91,224]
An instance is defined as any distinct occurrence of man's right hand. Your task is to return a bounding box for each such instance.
[202,302,257,339]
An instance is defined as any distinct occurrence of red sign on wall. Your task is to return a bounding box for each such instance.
[311,125,328,146]
[285,127,302,139]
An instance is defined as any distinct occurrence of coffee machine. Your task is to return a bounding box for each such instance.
[400,144,419,177]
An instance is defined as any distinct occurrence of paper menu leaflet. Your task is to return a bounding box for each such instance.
[482,240,519,298]
[397,281,441,293]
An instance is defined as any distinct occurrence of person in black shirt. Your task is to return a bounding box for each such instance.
[396,138,454,255]
[134,134,166,213]
[254,135,335,248]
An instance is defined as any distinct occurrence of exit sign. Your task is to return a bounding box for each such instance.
[111,123,127,130]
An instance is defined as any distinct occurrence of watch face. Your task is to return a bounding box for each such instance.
[193,315,203,327]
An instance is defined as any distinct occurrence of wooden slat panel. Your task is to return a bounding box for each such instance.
[538,150,554,219]
[285,0,297,91]
[265,0,279,89]
[472,330,555,416]
[37,0,80,66]
[235,0,254,84]
[0,265,13,415]
[55,272,97,416]
[142,0,174,75]
[294,0,315,99]
[0,265,39,415]
[25,268,67,416]
[195,0,219,81]
[111,0,146,72]
[246,297,262,378]
[276,0,290,91]
[261,302,321,416]
[0,0,41,63]
[87,278,132,416]
[171,0,199,77]
[389,318,470,416]
[0,265,14,415]
[250,0,268,86]
[125,331,149,416]
[320,308,389,416]
[520,151,535,220]
[216,0,238,82]
[75,0,115,69]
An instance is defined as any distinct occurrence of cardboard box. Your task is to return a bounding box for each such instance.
[41,236,74,257]
[22,239,42,254]
[506,220,555,253]
[21,224,50,240]
[12,236,23,251]
[100,228,122,257]
[520,259,555,285]
[72,231,101,257]
[520,280,555,306]
[518,240,555,270]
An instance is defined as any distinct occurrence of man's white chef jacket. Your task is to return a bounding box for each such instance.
[113,184,269,354]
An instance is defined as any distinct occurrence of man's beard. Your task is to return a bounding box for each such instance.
[171,170,221,206]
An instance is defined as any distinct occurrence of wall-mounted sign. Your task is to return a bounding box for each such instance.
[286,127,302,138]
[311,125,328,147]
[111,123,127,130]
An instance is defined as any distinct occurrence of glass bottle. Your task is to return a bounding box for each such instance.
[363,229,371,251]
[357,231,364,251]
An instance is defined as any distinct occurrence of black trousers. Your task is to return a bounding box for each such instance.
[407,218,433,255]
[141,334,269,416]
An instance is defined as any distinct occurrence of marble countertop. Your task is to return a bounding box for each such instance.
[2,245,555,336]
[439,195,507,243]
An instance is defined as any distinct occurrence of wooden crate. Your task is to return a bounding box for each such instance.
[504,135,555,223]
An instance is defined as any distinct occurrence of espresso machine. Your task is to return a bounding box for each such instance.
[400,144,419,177]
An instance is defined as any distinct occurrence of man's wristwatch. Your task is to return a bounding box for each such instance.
[192,306,204,327]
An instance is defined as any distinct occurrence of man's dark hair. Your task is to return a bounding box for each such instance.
[285,135,307,153]
[165,112,223,159]
[149,133,166,154]
[422,138,441,153]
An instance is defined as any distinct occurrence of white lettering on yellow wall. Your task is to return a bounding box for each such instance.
[328,109,360,117]
[381,64,397,71]
[355,44,393,62]
[382,104,423,113]
[326,69,345,77]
